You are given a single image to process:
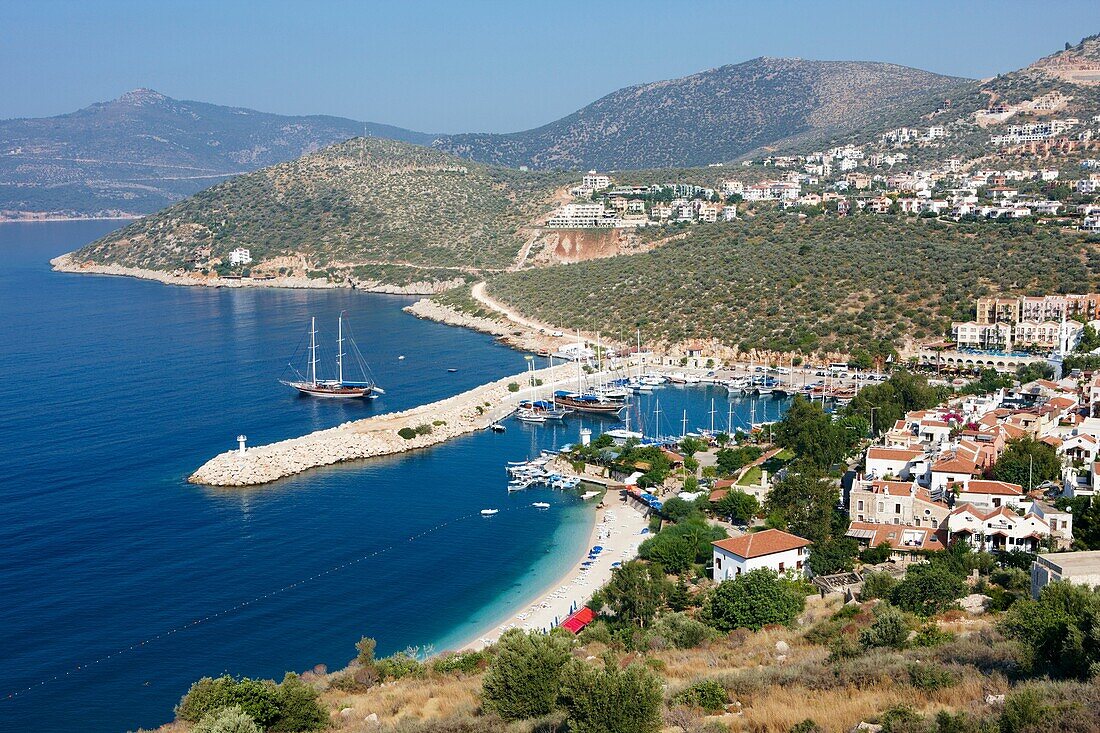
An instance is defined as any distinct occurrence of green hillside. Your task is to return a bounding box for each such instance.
[72,137,571,276]
[483,213,1100,355]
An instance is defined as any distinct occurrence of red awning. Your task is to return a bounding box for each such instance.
[561,606,596,634]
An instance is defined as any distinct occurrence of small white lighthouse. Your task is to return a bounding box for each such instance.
[237,435,248,455]
[579,427,592,446]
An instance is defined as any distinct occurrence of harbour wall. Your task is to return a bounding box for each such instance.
[190,363,583,487]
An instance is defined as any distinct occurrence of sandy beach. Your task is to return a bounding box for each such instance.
[460,492,651,650]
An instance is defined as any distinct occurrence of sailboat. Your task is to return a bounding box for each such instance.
[280,313,377,399]
[553,334,626,415]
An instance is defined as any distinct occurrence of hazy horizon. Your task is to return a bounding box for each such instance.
[2,0,1099,134]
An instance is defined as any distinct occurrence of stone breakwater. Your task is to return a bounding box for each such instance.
[50,253,460,295]
[190,363,579,487]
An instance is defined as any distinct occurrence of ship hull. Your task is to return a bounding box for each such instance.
[283,381,373,399]
[553,396,624,414]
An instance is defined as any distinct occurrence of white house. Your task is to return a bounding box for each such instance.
[946,503,1051,552]
[711,529,812,580]
[228,247,252,266]
[1031,551,1100,598]
[864,446,925,480]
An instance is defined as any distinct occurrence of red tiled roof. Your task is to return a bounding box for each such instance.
[712,529,811,559]
[867,447,923,461]
[846,521,947,552]
[957,480,1023,496]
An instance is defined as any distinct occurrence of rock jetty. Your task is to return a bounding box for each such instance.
[190,363,578,487]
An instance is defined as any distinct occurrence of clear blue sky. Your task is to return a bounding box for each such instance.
[2,0,1098,133]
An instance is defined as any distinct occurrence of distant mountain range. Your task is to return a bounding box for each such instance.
[3,58,973,215]
[0,89,431,215]
[432,58,972,170]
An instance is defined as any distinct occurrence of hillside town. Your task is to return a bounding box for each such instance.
[543,94,1100,230]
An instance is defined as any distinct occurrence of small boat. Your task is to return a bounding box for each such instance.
[398,355,406,360]
[518,399,570,420]
[480,509,499,516]
[489,423,506,433]
[517,411,546,424]
[447,368,458,373]
[532,502,550,509]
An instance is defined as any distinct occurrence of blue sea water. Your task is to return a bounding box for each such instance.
[0,221,786,732]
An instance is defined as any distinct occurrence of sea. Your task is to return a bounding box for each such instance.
[0,220,788,732]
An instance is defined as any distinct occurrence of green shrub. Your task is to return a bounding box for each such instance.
[859,572,899,601]
[559,659,662,733]
[999,581,1100,679]
[703,569,806,632]
[398,427,417,439]
[827,634,863,662]
[414,423,433,436]
[889,564,966,616]
[175,674,327,731]
[431,650,488,675]
[271,673,329,732]
[176,676,279,726]
[355,636,377,667]
[878,705,923,733]
[912,624,954,648]
[650,612,717,649]
[481,629,572,721]
[507,382,520,392]
[907,662,960,692]
[192,706,260,733]
[577,619,614,646]
[671,679,730,712]
[859,606,909,649]
[377,652,424,681]
[858,542,893,565]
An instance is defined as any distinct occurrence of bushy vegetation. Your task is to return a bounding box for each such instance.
[702,568,807,632]
[75,137,572,277]
[1000,581,1100,679]
[990,436,1062,491]
[480,628,572,720]
[175,673,327,731]
[486,214,1099,354]
[670,679,730,712]
[889,562,968,617]
[558,657,663,733]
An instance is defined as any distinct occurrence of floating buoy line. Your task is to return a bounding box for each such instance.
[2,505,534,703]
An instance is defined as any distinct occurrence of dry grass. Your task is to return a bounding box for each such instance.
[319,673,482,731]
[154,598,1007,733]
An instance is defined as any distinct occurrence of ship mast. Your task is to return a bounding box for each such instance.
[337,312,345,385]
[309,316,318,386]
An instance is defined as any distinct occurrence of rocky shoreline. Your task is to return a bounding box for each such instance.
[190,363,577,487]
[49,252,461,295]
